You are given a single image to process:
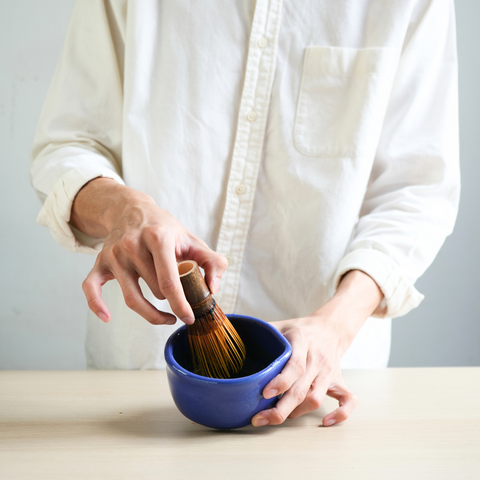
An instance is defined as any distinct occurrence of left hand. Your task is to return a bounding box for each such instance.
[251,314,356,427]
[251,269,384,428]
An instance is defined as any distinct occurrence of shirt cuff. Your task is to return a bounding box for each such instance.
[36,166,125,254]
[332,248,424,319]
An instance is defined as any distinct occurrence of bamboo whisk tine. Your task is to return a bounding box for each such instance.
[178,260,246,379]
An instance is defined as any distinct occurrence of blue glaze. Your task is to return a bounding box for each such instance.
[164,314,292,429]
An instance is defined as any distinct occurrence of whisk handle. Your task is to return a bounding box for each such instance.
[178,260,215,318]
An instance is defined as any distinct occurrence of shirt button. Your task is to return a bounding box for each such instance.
[246,111,257,122]
[235,184,246,195]
[225,256,233,266]
[257,37,267,49]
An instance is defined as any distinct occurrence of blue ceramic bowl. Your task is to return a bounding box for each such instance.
[164,314,292,429]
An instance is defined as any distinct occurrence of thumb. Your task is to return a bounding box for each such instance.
[190,247,229,294]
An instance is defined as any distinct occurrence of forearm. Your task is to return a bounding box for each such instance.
[70,177,155,238]
[314,269,384,354]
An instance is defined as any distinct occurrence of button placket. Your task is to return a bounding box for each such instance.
[214,0,283,313]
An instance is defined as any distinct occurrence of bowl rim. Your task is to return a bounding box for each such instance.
[164,314,292,384]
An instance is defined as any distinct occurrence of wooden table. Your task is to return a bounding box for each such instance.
[1,368,479,479]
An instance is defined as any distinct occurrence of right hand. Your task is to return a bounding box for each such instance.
[74,178,228,325]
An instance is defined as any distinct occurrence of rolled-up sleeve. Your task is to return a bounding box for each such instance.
[332,0,460,318]
[30,0,127,254]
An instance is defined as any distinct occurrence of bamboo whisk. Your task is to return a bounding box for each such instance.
[178,260,246,379]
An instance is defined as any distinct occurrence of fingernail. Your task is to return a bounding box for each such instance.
[166,318,177,325]
[182,317,195,325]
[98,311,109,322]
[212,278,220,294]
[324,418,336,427]
[253,418,269,427]
[264,388,278,399]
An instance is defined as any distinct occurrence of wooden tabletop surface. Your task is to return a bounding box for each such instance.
[1,368,479,480]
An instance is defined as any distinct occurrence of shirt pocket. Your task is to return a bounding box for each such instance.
[293,46,399,158]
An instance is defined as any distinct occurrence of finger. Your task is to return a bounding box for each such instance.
[113,234,166,301]
[131,252,165,300]
[252,370,318,427]
[82,266,114,323]
[150,236,195,324]
[287,374,330,419]
[322,381,358,427]
[190,247,229,295]
[261,330,308,399]
[116,269,177,325]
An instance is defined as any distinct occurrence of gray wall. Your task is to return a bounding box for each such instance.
[389,0,480,367]
[0,0,91,369]
[0,1,478,370]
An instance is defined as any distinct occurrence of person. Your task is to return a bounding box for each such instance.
[30,0,459,428]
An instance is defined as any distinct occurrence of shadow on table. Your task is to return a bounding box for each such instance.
[105,405,276,439]
[105,404,326,440]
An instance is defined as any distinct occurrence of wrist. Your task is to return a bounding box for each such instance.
[330,270,383,318]
[310,270,384,353]
[71,177,156,238]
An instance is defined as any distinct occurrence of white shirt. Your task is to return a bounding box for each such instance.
[30,0,459,370]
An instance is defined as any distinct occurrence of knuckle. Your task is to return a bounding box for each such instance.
[269,410,287,425]
[111,243,123,258]
[145,225,165,243]
[159,278,177,295]
[291,386,309,403]
[289,357,306,376]
[124,292,140,310]
[308,394,322,410]
[81,278,90,293]
[121,235,139,253]
[86,298,100,311]
[322,363,334,377]
[316,350,329,364]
